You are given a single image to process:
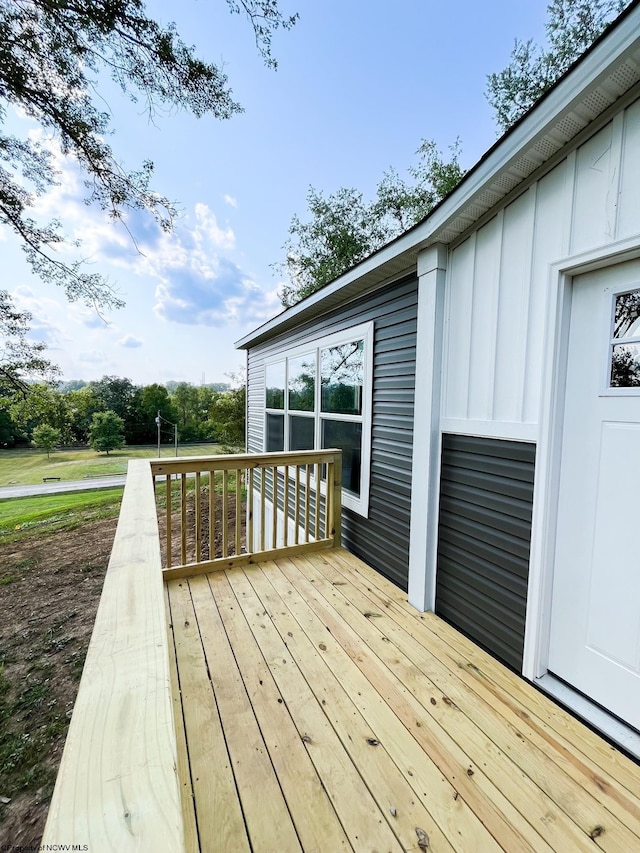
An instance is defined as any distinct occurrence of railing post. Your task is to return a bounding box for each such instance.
[331,451,342,548]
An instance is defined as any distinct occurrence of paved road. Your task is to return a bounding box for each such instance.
[0,475,127,500]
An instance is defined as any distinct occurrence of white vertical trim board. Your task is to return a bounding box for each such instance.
[408,244,447,612]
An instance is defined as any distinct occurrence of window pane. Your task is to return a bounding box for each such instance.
[288,353,316,411]
[321,340,364,415]
[266,413,284,451]
[322,419,362,496]
[265,362,285,409]
[613,290,640,339]
[289,415,315,451]
[610,343,640,387]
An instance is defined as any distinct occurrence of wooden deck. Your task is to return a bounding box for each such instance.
[166,547,640,853]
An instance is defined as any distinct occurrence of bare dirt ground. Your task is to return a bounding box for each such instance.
[0,489,242,848]
[0,516,117,849]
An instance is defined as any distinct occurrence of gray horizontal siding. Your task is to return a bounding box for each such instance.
[436,434,535,672]
[245,276,418,590]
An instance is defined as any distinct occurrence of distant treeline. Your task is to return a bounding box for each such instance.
[1,375,245,448]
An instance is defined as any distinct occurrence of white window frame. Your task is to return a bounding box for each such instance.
[599,281,640,396]
[264,321,374,516]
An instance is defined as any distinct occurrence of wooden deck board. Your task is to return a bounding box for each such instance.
[166,547,640,853]
[295,550,640,853]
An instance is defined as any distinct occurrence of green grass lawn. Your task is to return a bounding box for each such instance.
[0,442,225,487]
[0,488,124,542]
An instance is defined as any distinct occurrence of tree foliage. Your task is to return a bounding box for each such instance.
[278,140,464,307]
[486,0,630,132]
[0,290,57,395]
[88,409,125,454]
[0,0,295,399]
[32,422,61,457]
[0,0,296,313]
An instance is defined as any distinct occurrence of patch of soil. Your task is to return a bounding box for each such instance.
[159,486,247,567]
[0,516,117,849]
[0,490,245,848]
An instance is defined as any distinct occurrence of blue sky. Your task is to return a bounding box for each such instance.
[5,0,549,386]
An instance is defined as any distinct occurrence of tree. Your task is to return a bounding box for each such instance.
[32,423,61,458]
[89,375,137,439]
[66,384,104,442]
[486,0,630,132]
[130,383,176,444]
[278,140,464,307]
[210,387,246,447]
[0,290,57,395]
[88,409,124,454]
[0,0,296,315]
[9,382,73,442]
[278,1,630,308]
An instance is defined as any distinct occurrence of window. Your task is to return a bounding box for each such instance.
[609,289,640,389]
[264,322,373,515]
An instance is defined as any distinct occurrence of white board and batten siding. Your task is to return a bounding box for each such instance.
[434,96,640,747]
[442,97,640,438]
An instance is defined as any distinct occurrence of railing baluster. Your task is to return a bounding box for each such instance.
[166,473,172,568]
[195,471,202,564]
[305,465,311,543]
[260,467,266,552]
[208,470,215,561]
[235,468,242,556]
[315,462,321,541]
[222,470,229,558]
[180,473,187,566]
[326,462,332,540]
[331,451,342,547]
[294,464,300,545]
[271,465,278,549]
[248,468,254,554]
[283,464,289,547]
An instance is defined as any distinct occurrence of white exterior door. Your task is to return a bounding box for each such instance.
[548,260,640,730]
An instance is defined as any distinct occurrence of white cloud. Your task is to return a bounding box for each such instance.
[10,285,65,346]
[11,137,275,331]
[223,194,238,208]
[118,334,143,348]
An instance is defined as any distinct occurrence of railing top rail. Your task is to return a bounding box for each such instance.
[42,458,184,849]
[150,448,342,476]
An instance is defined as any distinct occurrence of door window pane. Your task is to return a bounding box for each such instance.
[610,344,640,387]
[289,415,315,451]
[265,362,285,409]
[321,419,362,496]
[266,413,284,451]
[321,340,364,415]
[288,353,316,411]
[613,290,640,339]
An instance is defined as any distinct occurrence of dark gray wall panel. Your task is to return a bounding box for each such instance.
[246,276,418,589]
[436,433,536,672]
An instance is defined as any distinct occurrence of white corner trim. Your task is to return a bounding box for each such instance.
[408,245,447,612]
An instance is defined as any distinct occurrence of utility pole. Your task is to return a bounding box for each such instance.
[155,411,178,458]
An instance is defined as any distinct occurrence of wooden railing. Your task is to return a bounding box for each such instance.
[151,449,342,581]
[42,459,185,851]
